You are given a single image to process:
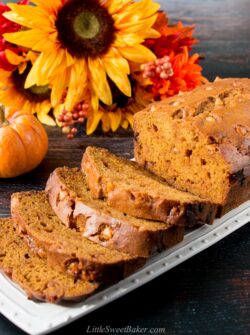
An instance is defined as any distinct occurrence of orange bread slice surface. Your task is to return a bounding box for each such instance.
[0,218,99,303]
[81,146,217,226]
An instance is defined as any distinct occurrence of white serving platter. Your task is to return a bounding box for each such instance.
[0,200,249,335]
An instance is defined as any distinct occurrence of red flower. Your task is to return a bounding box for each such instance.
[0,1,28,71]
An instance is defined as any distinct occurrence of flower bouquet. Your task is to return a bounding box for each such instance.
[0,0,206,138]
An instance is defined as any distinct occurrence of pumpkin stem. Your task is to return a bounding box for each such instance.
[0,105,9,127]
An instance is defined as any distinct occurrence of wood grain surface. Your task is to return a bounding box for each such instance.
[0,0,249,334]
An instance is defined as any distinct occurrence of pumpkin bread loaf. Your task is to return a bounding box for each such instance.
[46,167,184,257]
[11,191,145,282]
[0,218,99,303]
[81,146,217,226]
[134,78,250,216]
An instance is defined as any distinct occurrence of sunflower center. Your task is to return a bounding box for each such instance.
[29,84,50,96]
[12,63,51,103]
[73,12,100,39]
[56,0,115,58]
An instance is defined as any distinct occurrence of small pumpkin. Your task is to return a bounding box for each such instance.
[0,105,48,178]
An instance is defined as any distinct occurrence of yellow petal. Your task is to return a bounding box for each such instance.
[88,57,112,106]
[65,59,88,111]
[18,62,27,74]
[37,104,55,126]
[31,0,63,14]
[121,119,129,129]
[101,113,111,132]
[101,0,131,15]
[4,4,52,29]
[5,49,25,66]
[114,0,160,25]
[25,53,49,88]
[26,51,39,65]
[115,13,158,33]
[125,112,134,128]
[108,110,122,132]
[4,29,53,51]
[87,109,103,135]
[119,44,156,63]
[50,68,69,107]
[103,52,131,97]
[144,28,161,39]
[114,32,144,47]
[90,88,99,112]
[53,104,64,126]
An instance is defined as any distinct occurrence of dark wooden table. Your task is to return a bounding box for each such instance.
[0,0,249,334]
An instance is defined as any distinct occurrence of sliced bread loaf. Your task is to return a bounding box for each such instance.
[0,218,99,303]
[81,146,217,226]
[11,191,145,282]
[133,78,250,216]
[46,167,184,257]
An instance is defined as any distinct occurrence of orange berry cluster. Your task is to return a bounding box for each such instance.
[141,56,174,80]
[57,102,89,139]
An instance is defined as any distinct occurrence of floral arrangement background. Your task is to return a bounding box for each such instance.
[0,0,206,138]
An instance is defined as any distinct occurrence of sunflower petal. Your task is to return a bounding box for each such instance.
[144,28,161,39]
[25,53,49,88]
[53,104,64,126]
[114,0,160,25]
[121,119,129,129]
[35,101,55,126]
[115,13,158,33]
[87,109,103,135]
[50,68,69,107]
[108,110,122,132]
[101,113,111,132]
[37,111,56,126]
[119,44,156,63]
[18,62,27,75]
[88,57,112,106]
[4,4,52,29]
[31,0,63,14]
[101,0,131,15]
[125,112,134,128]
[103,53,131,97]
[4,29,53,51]
[5,49,25,66]
[90,88,99,112]
[65,59,88,111]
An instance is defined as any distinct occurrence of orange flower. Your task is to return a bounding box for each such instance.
[139,12,207,100]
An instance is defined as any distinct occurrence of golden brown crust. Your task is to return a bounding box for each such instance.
[0,218,99,303]
[134,78,250,215]
[46,167,184,257]
[82,146,217,226]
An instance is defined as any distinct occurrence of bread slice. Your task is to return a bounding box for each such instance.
[45,167,184,257]
[0,218,99,303]
[11,191,145,282]
[81,146,217,226]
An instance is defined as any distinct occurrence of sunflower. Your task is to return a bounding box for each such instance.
[0,50,61,125]
[3,0,160,120]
